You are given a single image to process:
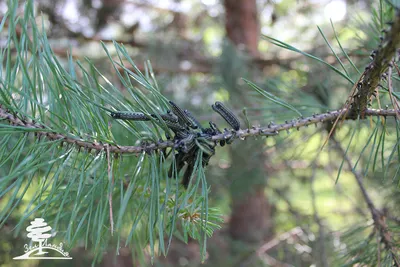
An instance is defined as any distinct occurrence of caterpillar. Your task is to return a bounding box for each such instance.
[202,151,213,166]
[169,101,197,129]
[184,109,202,130]
[111,112,150,121]
[178,133,196,153]
[168,150,198,188]
[182,161,194,188]
[209,121,222,134]
[212,101,240,131]
[195,138,215,156]
[166,110,179,122]
[111,111,178,123]
[151,113,179,123]
[164,120,187,133]
[209,121,225,146]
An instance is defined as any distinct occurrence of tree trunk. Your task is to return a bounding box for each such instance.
[228,145,272,243]
[224,0,272,248]
[224,0,259,57]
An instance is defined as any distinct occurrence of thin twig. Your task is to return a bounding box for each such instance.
[240,227,302,267]
[258,253,293,267]
[310,160,328,267]
[332,137,400,266]
[257,227,304,256]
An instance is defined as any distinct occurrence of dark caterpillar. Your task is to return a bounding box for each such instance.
[111,111,178,123]
[184,109,203,130]
[178,133,196,153]
[169,101,197,129]
[111,112,150,121]
[212,101,240,131]
[208,121,225,147]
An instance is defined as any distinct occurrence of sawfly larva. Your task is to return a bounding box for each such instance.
[212,101,240,131]
[111,112,150,121]
[169,101,197,129]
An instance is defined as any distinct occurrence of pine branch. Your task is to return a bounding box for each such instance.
[2,104,399,154]
[349,10,400,118]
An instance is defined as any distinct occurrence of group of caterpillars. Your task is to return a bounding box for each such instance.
[111,101,240,188]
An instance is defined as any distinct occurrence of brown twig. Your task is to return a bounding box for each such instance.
[240,227,303,267]
[1,105,400,155]
[256,227,304,256]
[332,137,400,266]
[310,160,328,267]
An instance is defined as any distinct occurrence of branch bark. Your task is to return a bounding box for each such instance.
[350,11,400,118]
[1,104,398,154]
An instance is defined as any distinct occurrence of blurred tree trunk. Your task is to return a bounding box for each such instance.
[223,0,272,248]
[224,0,259,57]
